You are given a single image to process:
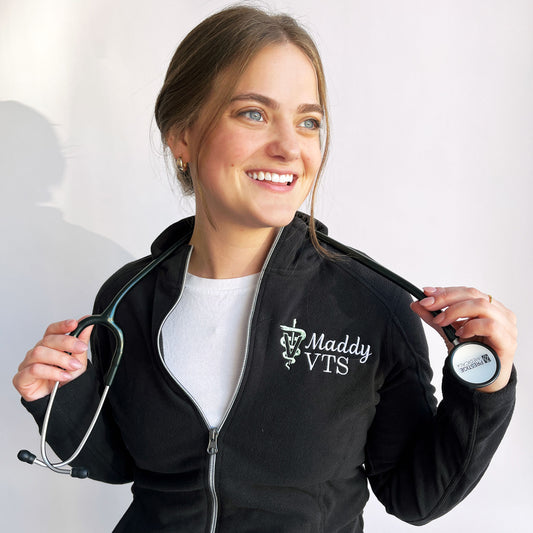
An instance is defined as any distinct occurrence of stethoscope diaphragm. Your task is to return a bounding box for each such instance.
[447,341,500,389]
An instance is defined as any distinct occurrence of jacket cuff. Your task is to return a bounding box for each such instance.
[442,364,517,407]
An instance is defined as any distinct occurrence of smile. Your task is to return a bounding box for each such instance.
[246,171,295,185]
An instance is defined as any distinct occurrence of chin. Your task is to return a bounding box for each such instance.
[253,206,301,230]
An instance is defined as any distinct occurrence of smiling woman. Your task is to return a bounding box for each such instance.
[167,43,324,278]
[154,5,330,265]
[14,4,517,533]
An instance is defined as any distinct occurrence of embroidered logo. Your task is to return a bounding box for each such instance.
[280,318,374,374]
[280,319,307,370]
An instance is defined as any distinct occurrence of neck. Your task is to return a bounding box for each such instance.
[188,217,279,279]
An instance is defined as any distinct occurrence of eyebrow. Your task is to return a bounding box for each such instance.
[230,92,324,116]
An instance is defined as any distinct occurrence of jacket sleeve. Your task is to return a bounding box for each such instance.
[364,290,516,525]
[21,287,136,484]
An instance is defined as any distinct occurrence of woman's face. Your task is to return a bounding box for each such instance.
[175,43,323,232]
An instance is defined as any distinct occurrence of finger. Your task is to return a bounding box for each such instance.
[21,344,86,373]
[421,287,510,328]
[43,319,79,337]
[16,363,74,386]
[456,314,517,342]
[435,299,517,341]
[419,286,486,310]
[36,333,89,355]
[77,324,94,346]
[455,317,517,355]
[410,300,435,325]
[19,335,87,372]
[421,286,510,315]
[410,301,453,349]
[432,298,494,328]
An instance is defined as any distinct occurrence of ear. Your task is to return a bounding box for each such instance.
[166,126,192,164]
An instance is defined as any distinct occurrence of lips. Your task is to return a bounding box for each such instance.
[246,171,295,185]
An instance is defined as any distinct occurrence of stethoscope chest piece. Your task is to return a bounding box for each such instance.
[447,341,500,389]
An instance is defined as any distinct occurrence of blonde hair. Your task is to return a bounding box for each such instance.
[154,4,330,251]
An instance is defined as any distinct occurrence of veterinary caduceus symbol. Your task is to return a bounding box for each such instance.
[280,319,307,370]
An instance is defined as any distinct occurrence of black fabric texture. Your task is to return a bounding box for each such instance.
[22,213,516,532]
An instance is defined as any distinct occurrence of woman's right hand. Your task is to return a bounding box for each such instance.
[13,319,93,402]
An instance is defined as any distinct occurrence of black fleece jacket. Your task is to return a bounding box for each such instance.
[23,214,516,532]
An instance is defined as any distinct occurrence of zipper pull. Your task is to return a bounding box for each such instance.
[207,428,219,455]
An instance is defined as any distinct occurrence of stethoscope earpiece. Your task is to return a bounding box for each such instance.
[71,466,90,479]
[17,448,89,477]
[17,449,36,465]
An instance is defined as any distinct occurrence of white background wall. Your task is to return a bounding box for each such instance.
[1,0,531,531]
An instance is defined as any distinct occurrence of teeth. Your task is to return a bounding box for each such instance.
[247,172,295,184]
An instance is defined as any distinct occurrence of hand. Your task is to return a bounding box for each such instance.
[410,287,517,393]
[13,319,93,402]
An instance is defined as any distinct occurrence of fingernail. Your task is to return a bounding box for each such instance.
[424,287,438,294]
[74,341,88,352]
[61,371,73,380]
[66,319,76,326]
[455,327,464,337]
[420,297,435,307]
[69,359,83,370]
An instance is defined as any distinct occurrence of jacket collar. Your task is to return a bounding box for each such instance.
[150,216,195,257]
[149,211,329,271]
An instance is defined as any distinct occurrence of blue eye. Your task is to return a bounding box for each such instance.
[242,110,264,122]
[300,118,320,130]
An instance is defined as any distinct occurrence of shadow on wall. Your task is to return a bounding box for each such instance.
[0,100,133,532]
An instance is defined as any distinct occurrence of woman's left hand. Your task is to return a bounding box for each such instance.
[410,286,517,393]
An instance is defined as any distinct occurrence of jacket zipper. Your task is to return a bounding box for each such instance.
[157,230,284,532]
[207,428,219,533]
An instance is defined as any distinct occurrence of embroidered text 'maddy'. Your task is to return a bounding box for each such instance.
[280,319,373,375]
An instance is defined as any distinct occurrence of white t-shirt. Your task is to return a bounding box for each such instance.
[161,272,259,428]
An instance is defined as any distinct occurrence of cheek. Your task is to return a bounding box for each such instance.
[303,145,323,175]
[204,131,255,172]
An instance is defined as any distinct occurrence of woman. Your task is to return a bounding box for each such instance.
[13,5,517,532]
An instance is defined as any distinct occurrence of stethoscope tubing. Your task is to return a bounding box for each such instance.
[316,231,458,344]
[36,384,110,475]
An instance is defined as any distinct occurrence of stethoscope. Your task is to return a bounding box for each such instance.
[18,229,500,478]
[17,238,185,478]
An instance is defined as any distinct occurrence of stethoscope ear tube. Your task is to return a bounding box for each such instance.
[316,231,500,389]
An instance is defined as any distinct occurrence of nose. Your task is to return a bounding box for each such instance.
[265,121,300,161]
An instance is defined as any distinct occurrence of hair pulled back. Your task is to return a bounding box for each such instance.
[154,4,330,248]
